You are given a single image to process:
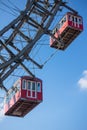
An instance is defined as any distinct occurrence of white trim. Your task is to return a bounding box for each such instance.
[22,79,27,90]
[26,81,37,99]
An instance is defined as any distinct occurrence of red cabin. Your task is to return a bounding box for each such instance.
[4,76,43,117]
[50,12,83,50]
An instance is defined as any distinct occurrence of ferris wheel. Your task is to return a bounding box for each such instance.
[0,0,83,117]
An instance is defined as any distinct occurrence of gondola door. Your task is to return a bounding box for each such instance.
[27,81,37,99]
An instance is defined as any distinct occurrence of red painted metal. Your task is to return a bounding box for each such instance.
[4,76,43,117]
[50,12,83,50]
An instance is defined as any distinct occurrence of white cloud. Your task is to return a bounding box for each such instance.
[78,70,87,90]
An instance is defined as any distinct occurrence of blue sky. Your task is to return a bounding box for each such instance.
[0,0,87,130]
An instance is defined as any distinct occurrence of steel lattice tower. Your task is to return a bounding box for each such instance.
[0,0,77,92]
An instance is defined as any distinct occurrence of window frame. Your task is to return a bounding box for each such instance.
[37,82,41,92]
[78,18,82,24]
[27,81,31,90]
[32,81,36,91]
[22,79,27,90]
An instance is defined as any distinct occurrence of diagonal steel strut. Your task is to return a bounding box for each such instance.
[0,0,64,91]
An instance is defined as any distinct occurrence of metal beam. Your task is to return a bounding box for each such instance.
[0,0,35,36]
[34,2,52,15]
[0,0,63,70]
[1,63,19,82]
[27,56,43,69]
[0,15,24,36]
[12,26,32,42]
[0,40,14,57]
[0,0,65,92]
[61,2,78,14]
[20,62,35,77]
[0,20,25,52]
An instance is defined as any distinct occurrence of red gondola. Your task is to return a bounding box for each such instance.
[4,76,43,117]
[50,12,83,50]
